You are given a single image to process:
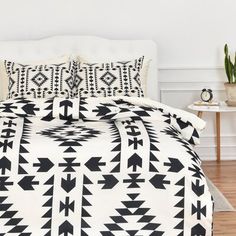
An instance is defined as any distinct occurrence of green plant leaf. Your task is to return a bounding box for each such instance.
[223,44,236,83]
[225,55,231,83]
[224,44,228,55]
[228,56,234,83]
[225,60,230,82]
[234,53,236,83]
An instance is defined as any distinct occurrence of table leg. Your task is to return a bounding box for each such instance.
[197,111,203,118]
[216,112,221,162]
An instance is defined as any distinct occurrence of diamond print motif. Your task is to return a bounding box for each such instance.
[8,77,15,91]
[39,124,101,149]
[133,73,141,86]
[31,72,49,87]
[73,74,83,88]
[100,71,117,86]
[65,76,75,90]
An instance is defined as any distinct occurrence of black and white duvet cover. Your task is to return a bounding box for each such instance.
[0,97,213,235]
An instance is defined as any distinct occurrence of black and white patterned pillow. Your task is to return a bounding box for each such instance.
[5,61,74,99]
[73,56,145,97]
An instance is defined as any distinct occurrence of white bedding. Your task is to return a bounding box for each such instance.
[0,97,213,235]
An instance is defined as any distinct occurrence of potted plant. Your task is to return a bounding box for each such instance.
[224,44,236,106]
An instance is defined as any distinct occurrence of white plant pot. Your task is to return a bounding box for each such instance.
[225,82,236,106]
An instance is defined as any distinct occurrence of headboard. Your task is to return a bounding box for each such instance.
[0,35,158,100]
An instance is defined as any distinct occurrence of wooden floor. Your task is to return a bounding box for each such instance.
[202,161,236,235]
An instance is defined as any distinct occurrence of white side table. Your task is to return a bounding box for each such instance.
[188,102,236,162]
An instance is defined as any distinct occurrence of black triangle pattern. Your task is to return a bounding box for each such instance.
[0,197,31,234]
[41,176,54,235]
[100,193,164,235]
[38,124,101,153]
[81,175,93,235]
[18,118,32,175]
[143,121,160,172]
[156,109,200,145]
[161,127,201,165]
[79,98,89,120]
[109,122,121,173]
[40,99,54,122]
[176,138,201,165]
[173,177,185,234]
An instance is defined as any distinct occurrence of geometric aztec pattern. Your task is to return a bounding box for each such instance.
[0,97,213,235]
[73,57,145,98]
[4,60,75,99]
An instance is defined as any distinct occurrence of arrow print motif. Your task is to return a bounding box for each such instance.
[33,158,54,172]
[98,175,119,189]
[0,156,11,174]
[61,174,76,193]
[192,179,205,197]
[85,157,106,171]
[18,176,39,190]
[59,220,74,236]
[0,176,13,191]
[149,174,170,189]
[22,103,39,115]
[191,223,206,236]
[128,153,142,172]
[164,158,184,173]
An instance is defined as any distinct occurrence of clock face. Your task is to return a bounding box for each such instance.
[201,90,212,102]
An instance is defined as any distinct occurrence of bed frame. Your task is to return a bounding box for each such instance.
[0,35,158,101]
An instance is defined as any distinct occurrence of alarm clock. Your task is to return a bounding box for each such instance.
[201,89,213,102]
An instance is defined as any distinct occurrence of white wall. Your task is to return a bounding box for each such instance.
[0,0,236,160]
[1,0,236,67]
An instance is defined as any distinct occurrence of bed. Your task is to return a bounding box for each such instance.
[0,36,213,235]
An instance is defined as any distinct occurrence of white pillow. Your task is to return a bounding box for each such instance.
[76,55,151,96]
[0,55,70,100]
[74,57,145,98]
